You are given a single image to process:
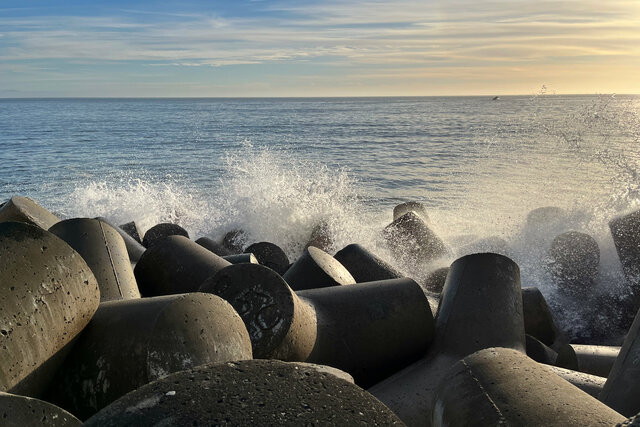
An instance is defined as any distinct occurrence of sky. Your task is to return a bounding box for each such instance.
[1,0,639,97]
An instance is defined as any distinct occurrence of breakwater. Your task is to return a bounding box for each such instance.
[2,195,640,425]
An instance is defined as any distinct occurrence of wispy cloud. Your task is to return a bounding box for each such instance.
[1,0,639,95]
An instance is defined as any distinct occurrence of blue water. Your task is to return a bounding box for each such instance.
[2,95,640,337]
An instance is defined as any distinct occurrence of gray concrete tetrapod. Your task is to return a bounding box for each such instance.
[333,243,403,283]
[94,217,146,263]
[457,236,511,258]
[0,195,60,230]
[118,220,142,244]
[610,208,640,318]
[222,229,246,254]
[600,305,640,416]
[0,391,81,426]
[195,236,233,256]
[244,241,290,275]
[549,230,600,297]
[556,344,620,377]
[383,211,448,268]
[522,286,561,347]
[47,293,252,420]
[49,218,140,301]
[305,220,333,252]
[283,246,355,291]
[222,253,259,264]
[525,334,558,365]
[368,252,525,426]
[422,266,449,294]
[0,222,100,397]
[134,235,231,296]
[393,201,429,223]
[84,360,403,426]
[432,347,625,426]
[200,263,434,387]
[142,222,189,248]
[546,365,607,399]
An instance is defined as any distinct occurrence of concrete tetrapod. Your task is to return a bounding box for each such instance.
[610,209,640,320]
[244,241,290,275]
[142,222,189,247]
[222,253,259,264]
[195,236,233,256]
[525,334,558,365]
[134,235,231,296]
[49,218,140,301]
[546,365,607,398]
[200,263,434,386]
[333,243,403,283]
[549,230,600,297]
[0,196,60,230]
[432,347,625,426]
[47,293,252,420]
[600,305,640,416]
[84,360,404,426]
[393,201,429,222]
[0,391,81,426]
[368,252,525,426]
[522,286,561,347]
[118,220,143,244]
[283,246,356,291]
[383,212,448,268]
[556,343,620,377]
[95,217,146,263]
[0,222,100,397]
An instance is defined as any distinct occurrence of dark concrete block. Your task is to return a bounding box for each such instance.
[283,246,355,291]
[134,235,231,296]
[50,218,140,301]
[0,222,100,397]
[200,263,434,387]
[433,347,624,426]
[610,209,640,319]
[393,201,429,223]
[522,286,561,347]
[244,241,289,275]
[0,391,81,426]
[526,334,558,365]
[47,293,252,420]
[118,221,142,244]
[142,222,189,248]
[383,212,448,268]
[222,229,246,254]
[549,230,599,297]
[222,253,259,264]
[0,196,60,230]
[84,360,403,426]
[369,253,525,425]
[305,221,333,252]
[94,217,146,263]
[195,236,232,256]
[556,344,619,378]
[334,243,403,283]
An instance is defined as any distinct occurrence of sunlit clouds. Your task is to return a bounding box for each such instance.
[1,0,639,96]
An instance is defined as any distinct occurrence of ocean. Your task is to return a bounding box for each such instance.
[2,94,640,337]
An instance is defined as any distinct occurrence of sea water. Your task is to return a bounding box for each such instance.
[1,94,639,337]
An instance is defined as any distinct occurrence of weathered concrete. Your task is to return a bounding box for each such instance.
[283,246,355,291]
[84,360,404,426]
[142,222,189,248]
[305,220,333,252]
[244,241,290,275]
[556,344,620,377]
[522,286,560,347]
[195,236,233,256]
[222,229,246,254]
[47,293,252,420]
[118,220,143,244]
[422,266,449,294]
[94,217,146,263]
[525,334,558,365]
[201,263,434,386]
[383,212,448,268]
[50,218,140,301]
[610,208,640,322]
[433,347,625,426]
[0,391,81,426]
[600,306,640,416]
[457,236,511,258]
[0,196,60,229]
[134,235,231,296]
[0,222,100,397]
[334,243,403,283]
[549,230,599,297]
[222,252,259,264]
[368,253,524,426]
[619,413,640,426]
[546,365,606,399]
[393,201,429,223]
